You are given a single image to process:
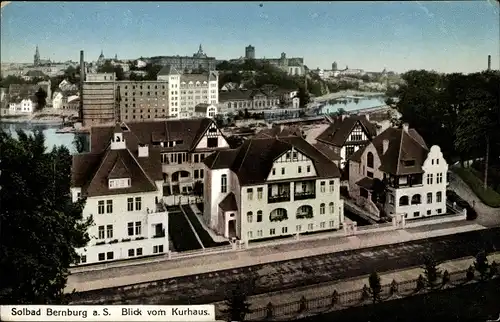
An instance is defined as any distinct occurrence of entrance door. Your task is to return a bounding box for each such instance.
[228,219,236,238]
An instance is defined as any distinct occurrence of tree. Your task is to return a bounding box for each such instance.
[221,282,252,322]
[296,86,310,108]
[371,178,387,205]
[422,253,442,289]
[97,61,125,80]
[226,135,244,149]
[0,130,92,304]
[368,271,382,304]
[35,87,48,111]
[72,133,87,154]
[144,64,163,81]
[192,180,203,203]
[474,250,490,281]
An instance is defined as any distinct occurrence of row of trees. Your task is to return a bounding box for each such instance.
[389,70,500,188]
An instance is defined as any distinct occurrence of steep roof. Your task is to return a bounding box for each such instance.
[312,141,342,161]
[90,118,217,153]
[349,126,429,176]
[316,115,378,147]
[219,192,238,211]
[157,65,180,76]
[254,125,302,139]
[195,103,211,113]
[204,135,341,186]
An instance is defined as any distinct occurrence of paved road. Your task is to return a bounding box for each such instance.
[70,227,500,305]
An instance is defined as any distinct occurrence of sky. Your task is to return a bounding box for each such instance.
[1,1,499,74]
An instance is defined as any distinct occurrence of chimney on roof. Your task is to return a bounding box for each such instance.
[79,50,85,122]
[341,114,347,121]
[488,55,491,71]
[138,143,149,158]
[402,123,409,133]
[364,113,370,121]
[280,124,285,133]
[383,139,389,155]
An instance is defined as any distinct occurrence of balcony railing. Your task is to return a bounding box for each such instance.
[268,194,291,204]
[294,191,316,201]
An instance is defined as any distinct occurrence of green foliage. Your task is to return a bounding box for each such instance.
[368,271,382,304]
[35,88,48,110]
[144,64,163,81]
[0,75,29,88]
[453,168,500,207]
[474,251,490,281]
[72,133,87,154]
[296,86,310,108]
[221,282,252,322]
[422,254,442,289]
[97,61,125,80]
[0,130,92,304]
[226,135,244,149]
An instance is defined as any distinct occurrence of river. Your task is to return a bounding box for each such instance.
[318,96,386,115]
[0,122,78,154]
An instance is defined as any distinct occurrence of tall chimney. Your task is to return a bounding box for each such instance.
[488,55,491,71]
[79,50,85,122]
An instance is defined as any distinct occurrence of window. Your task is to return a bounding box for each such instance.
[207,137,218,148]
[128,222,134,236]
[307,165,311,172]
[281,168,285,175]
[282,227,288,234]
[248,231,253,238]
[98,226,105,239]
[411,194,421,205]
[98,201,105,214]
[247,188,253,200]
[221,174,227,193]
[298,166,302,173]
[437,208,442,214]
[436,159,439,165]
[257,210,263,222]
[153,245,164,253]
[436,191,442,202]
[367,171,374,178]
[106,225,113,238]
[135,221,141,235]
[437,173,443,184]
[427,210,432,215]
[194,170,199,179]
[270,228,276,235]
[329,180,334,192]
[286,152,291,160]
[127,198,134,211]
[296,225,302,232]
[106,252,114,260]
[136,248,143,256]
[320,181,326,192]
[427,174,433,185]
[414,211,420,217]
[427,192,432,204]
[247,211,253,223]
[293,152,298,160]
[308,223,314,230]
[77,192,81,199]
[257,187,263,200]
[194,154,199,163]
[346,146,355,158]
[329,202,335,214]
[272,168,276,175]
[399,196,409,206]
[367,152,374,168]
[80,255,86,263]
[98,253,105,261]
[200,169,204,178]
[135,197,142,210]
[329,220,335,228]
[320,203,325,214]
[320,222,326,229]
[128,249,135,257]
[257,230,263,237]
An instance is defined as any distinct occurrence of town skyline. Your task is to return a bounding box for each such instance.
[1,1,499,73]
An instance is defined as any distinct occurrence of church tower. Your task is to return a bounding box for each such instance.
[34,45,40,66]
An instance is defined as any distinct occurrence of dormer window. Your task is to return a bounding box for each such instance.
[115,135,121,142]
[109,178,131,189]
[403,160,416,167]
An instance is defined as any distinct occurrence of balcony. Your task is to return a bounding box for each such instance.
[268,194,291,204]
[294,191,316,201]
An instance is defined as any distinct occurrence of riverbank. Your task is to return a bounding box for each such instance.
[0,108,77,125]
[313,90,386,103]
[0,116,65,125]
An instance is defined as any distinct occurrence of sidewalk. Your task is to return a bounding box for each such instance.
[213,252,500,312]
[67,221,487,292]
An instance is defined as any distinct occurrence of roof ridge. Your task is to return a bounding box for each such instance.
[87,149,112,189]
[237,140,253,174]
[125,148,157,189]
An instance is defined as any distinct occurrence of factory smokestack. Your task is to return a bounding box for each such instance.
[79,50,85,121]
[487,55,491,71]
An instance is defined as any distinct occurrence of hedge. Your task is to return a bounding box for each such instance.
[453,167,500,208]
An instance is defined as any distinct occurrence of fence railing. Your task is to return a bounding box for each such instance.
[235,268,479,321]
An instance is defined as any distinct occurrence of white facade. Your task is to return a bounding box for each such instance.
[9,98,35,114]
[204,146,344,243]
[52,92,64,109]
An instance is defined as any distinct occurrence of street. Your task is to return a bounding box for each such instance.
[70,227,500,305]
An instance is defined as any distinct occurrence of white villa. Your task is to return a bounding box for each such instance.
[9,98,35,114]
[71,124,168,265]
[203,133,345,244]
[348,123,448,220]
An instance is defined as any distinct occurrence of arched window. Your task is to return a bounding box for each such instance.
[221,174,227,193]
[257,210,263,222]
[247,211,253,223]
[411,194,421,205]
[296,205,313,219]
[367,152,374,168]
[270,208,288,222]
[329,202,335,214]
[320,203,325,214]
[399,196,409,206]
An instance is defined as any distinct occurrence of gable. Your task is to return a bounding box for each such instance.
[266,147,318,181]
[194,121,229,150]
